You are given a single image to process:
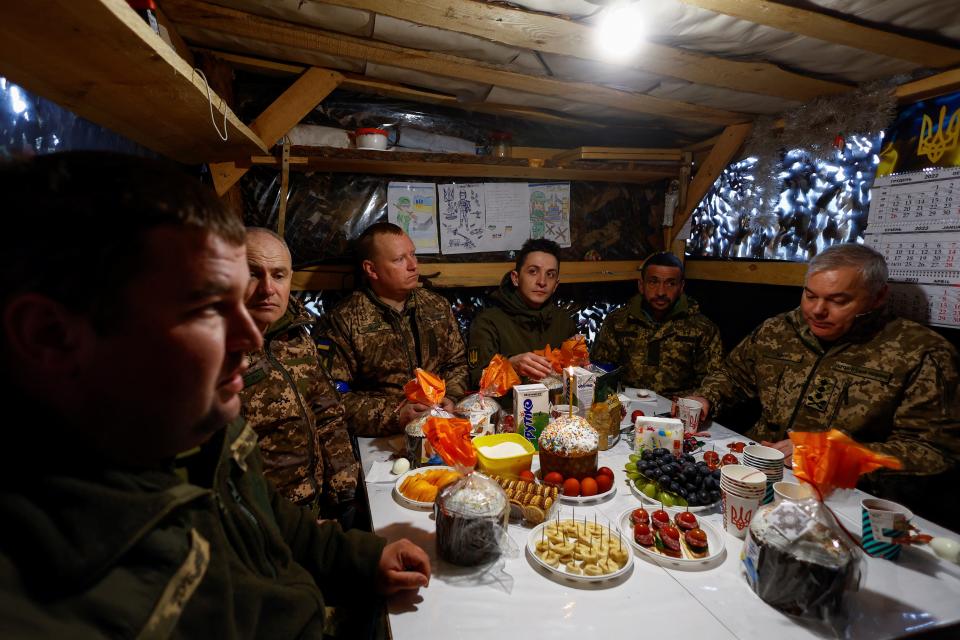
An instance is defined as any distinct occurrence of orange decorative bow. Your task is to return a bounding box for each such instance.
[423,416,477,470]
[478,354,521,398]
[534,335,589,373]
[404,368,446,407]
[791,429,902,498]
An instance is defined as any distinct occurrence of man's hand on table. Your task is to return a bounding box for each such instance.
[509,352,553,380]
[376,539,431,595]
[762,438,794,468]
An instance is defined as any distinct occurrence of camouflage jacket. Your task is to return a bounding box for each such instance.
[241,299,358,508]
[0,417,385,638]
[697,307,960,476]
[466,273,578,388]
[319,287,469,437]
[591,294,724,397]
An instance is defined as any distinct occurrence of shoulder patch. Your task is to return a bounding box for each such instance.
[832,361,893,383]
[137,528,209,640]
[468,347,479,366]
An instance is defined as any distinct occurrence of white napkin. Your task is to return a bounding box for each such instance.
[364,459,402,484]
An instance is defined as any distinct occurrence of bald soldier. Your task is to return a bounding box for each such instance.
[240,228,360,521]
[319,223,468,436]
[687,244,960,521]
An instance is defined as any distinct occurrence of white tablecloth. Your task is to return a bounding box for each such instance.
[357,390,960,639]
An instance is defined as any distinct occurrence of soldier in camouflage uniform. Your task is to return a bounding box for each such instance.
[689,244,960,522]
[592,252,723,397]
[467,238,577,388]
[319,223,468,437]
[241,228,359,515]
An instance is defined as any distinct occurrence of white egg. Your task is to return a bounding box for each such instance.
[392,458,411,475]
[930,537,960,563]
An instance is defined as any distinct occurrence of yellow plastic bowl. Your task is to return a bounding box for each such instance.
[473,433,535,478]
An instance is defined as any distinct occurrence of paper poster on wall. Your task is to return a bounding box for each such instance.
[438,183,486,254]
[387,182,438,253]
[482,182,530,251]
[529,182,571,247]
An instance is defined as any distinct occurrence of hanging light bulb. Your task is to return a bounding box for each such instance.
[595,2,647,61]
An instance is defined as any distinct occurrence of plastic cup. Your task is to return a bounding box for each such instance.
[772,481,814,505]
[675,398,704,433]
[861,498,913,560]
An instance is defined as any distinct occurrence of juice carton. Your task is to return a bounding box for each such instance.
[561,366,597,414]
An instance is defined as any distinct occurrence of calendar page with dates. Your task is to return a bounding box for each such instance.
[867,168,960,328]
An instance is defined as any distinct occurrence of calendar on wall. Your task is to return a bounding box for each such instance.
[867,168,960,328]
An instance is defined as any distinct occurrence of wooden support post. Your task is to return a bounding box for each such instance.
[210,67,343,196]
[277,140,291,236]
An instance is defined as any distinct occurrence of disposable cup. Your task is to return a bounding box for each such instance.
[550,404,581,419]
[861,497,913,560]
[675,398,704,433]
[772,481,814,505]
[722,488,761,538]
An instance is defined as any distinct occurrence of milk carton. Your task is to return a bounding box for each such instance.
[634,416,684,457]
[513,383,549,450]
[562,366,597,414]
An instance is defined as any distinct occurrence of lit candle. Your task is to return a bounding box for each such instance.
[566,367,574,418]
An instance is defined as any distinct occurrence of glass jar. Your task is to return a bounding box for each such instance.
[490,131,512,158]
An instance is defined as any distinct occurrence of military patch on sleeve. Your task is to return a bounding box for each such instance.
[831,361,893,383]
[468,347,479,366]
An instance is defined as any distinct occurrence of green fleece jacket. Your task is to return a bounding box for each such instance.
[0,416,385,639]
[467,273,578,388]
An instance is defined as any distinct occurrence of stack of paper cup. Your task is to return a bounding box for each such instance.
[742,444,785,505]
[720,464,766,539]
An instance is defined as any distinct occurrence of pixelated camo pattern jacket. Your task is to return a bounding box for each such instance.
[241,299,359,508]
[591,294,724,398]
[319,287,469,437]
[697,307,960,476]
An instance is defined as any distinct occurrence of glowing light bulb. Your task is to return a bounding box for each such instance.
[595,3,646,61]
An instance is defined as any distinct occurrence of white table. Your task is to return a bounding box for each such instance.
[358,391,960,639]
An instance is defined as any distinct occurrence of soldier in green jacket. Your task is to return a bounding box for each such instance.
[0,153,430,637]
[688,244,960,521]
[467,238,578,387]
[320,223,469,436]
[592,252,723,397]
[241,228,359,519]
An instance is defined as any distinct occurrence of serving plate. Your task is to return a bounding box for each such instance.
[558,482,617,505]
[393,465,459,510]
[628,478,720,513]
[527,519,633,582]
[617,507,725,568]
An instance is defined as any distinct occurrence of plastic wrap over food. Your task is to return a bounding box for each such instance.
[687,134,879,260]
[1,77,152,159]
[454,393,503,436]
[742,498,863,623]
[434,471,511,566]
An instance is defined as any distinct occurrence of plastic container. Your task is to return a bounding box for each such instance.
[473,433,535,477]
[490,131,512,158]
[355,127,389,150]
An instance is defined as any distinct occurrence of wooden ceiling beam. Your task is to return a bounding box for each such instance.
[674,0,960,68]
[895,68,960,102]
[161,0,748,126]
[313,0,847,102]
[211,66,343,195]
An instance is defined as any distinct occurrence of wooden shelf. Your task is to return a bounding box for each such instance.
[248,153,676,184]
[0,0,267,164]
[685,259,807,286]
[292,260,645,290]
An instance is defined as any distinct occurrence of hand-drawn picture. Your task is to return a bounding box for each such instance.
[439,183,485,254]
[387,182,438,253]
[529,182,571,247]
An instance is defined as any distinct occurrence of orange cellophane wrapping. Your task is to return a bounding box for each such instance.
[423,416,477,470]
[534,335,590,373]
[478,354,521,397]
[403,368,446,406]
[790,429,903,497]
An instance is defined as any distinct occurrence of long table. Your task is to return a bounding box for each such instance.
[357,392,960,639]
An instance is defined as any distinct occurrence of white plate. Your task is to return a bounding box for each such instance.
[393,465,459,510]
[527,520,633,582]
[627,476,720,513]
[635,389,657,402]
[617,507,725,568]
[559,482,617,505]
